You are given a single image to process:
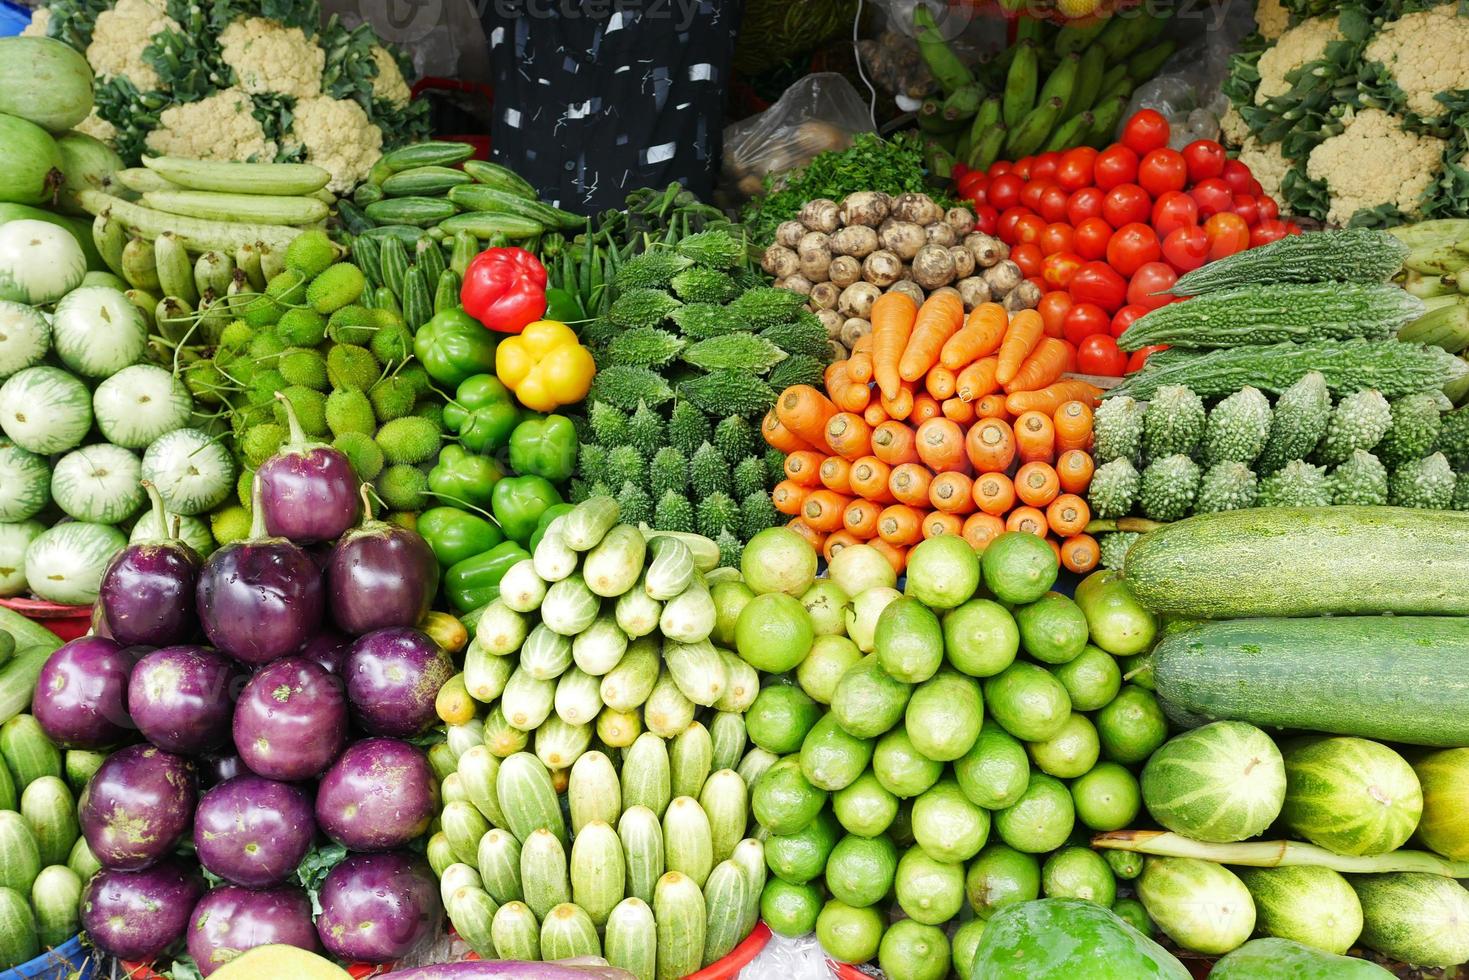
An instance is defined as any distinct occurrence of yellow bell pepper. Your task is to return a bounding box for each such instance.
[494,319,596,412]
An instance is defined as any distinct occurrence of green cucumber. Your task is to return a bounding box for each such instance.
[490,901,540,961]
[476,828,523,905]
[463,159,539,200]
[381,165,473,197]
[448,184,581,230]
[456,746,507,829]
[495,752,566,842]
[379,141,475,172]
[621,733,673,818]
[0,885,36,969]
[701,859,751,966]
[364,196,458,228]
[708,711,748,773]
[618,805,664,906]
[699,769,748,865]
[30,864,81,950]
[441,800,490,868]
[445,884,498,958]
[0,813,40,894]
[19,777,76,868]
[540,902,601,959]
[568,750,622,833]
[0,716,59,791]
[662,795,714,890]
[605,897,657,980]
[670,722,713,800]
[654,871,706,980]
[570,820,625,926]
[519,828,571,920]
[437,211,544,240]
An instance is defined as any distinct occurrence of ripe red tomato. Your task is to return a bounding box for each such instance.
[998,206,1032,242]
[1220,159,1254,195]
[1078,334,1128,376]
[1071,261,1128,313]
[973,203,999,236]
[990,161,1012,177]
[1038,222,1075,256]
[1205,212,1251,260]
[1066,187,1105,224]
[989,174,1024,211]
[1106,223,1162,277]
[1181,140,1226,183]
[1121,109,1170,156]
[1102,184,1152,228]
[1056,147,1098,191]
[1257,195,1279,222]
[1011,242,1044,278]
[1094,145,1139,191]
[1161,225,1210,273]
[1032,152,1061,182]
[1127,262,1178,310]
[1073,217,1113,260]
[1063,302,1110,346]
[1014,213,1047,245]
[1231,193,1260,227]
[1138,148,1187,197]
[1150,191,1198,239]
[1110,304,1148,338]
[1043,251,1085,289]
[1038,184,1071,224]
[1021,180,1053,212]
[1038,291,1073,338]
[1127,344,1169,373]
[1251,218,1292,246]
[956,170,989,201]
[1190,177,1234,218]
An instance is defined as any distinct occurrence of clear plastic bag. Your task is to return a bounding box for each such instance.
[1123,0,1258,147]
[720,73,876,202]
[739,930,838,979]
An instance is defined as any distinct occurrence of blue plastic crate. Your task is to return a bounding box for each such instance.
[0,2,31,37]
[2,935,96,980]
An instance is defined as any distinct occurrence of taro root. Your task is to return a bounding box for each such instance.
[888,280,926,305]
[862,249,905,287]
[815,308,844,338]
[879,221,926,261]
[838,281,882,319]
[965,232,1007,268]
[777,273,814,295]
[925,222,957,247]
[956,276,993,309]
[945,207,976,236]
[891,192,943,225]
[830,225,879,258]
[828,255,863,289]
[982,259,1024,295]
[950,245,976,280]
[799,198,841,232]
[809,282,840,311]
[1004,279,1043,311]
[913,244,958,290]
[841,317,873,349]
[776,220,806,248]
[840,191,890,227]
[762,244,800,279]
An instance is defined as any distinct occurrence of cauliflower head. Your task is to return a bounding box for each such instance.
[145,88,279,162]
[1237,136,1292,201]
[291,97,383,193]
[86,0,179,91]
[75,109,118,144]
[1254,0,1291,42]
[219,17,325,101]
[1255,15,1342,103]
[1363,4,1469,119]
[21,8,51,37]
[1306,108,1445,225]
[1220,104,1251,147]
[371,46,412,108]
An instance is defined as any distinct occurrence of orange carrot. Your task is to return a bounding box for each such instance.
[1015,461,1060,507]
[1060,533,1099,573]
[880,384,915,421]
[877,504,924,547]
[762,407,820,455]
[872,421,919,465]
[784,450,825,488]
[776,385,839,449]
[889,463,934,507]
[1006,506,1048,536]
[955,356,1000,403]
[922,511,963,539]
[974,394,1009,421]
[1004,379,1104,418]
[825,412,873,460]
[786,517,827,552]
[941,303,1008,370]
[863,401,890,427]
[962,512,1006,552]
[911,392,942,425]
[1014,410,1057,464]
[926,365,956,401]
[819,455,853,495]
[871,291,918,400]
[824,530,861,561]
[929,471,975,515]
[843,498,882,538]
[771,480,809,516]
[915,417,967,473]
[1056,449,1095,495]
[1045,537,1063,563]
[972,471,1017,516]
[826,361,871,413]
[942,397,976,425]
[847,336,874,385]
[849,456,894,503]
[1046,494,1090,536]
[1004,336,1070,393]
[1053,400,1094,453]
[869,538,908,575]
[802,489,853,533]
[965,417,1016,473]
[900,290,966,382]
[994,309,1044,386]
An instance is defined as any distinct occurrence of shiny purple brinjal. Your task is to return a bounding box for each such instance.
[231,656,348,780]
[327,494,439,636]
[256,392,360,544]
[33,636,135,749]
[78,744,197,871]
[99,483,201,647]
[344,627,453,738]
[127,645,241,755]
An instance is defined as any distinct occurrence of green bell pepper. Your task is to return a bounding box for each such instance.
[543,286,585,324]
[509,414,578,482]
[414,308,498,387]
[529,502,574,552]
[444,540,530,613]
[444,374,520,454]
[428,445,504,511]
[418,506,504,567]
[491,475,562,545]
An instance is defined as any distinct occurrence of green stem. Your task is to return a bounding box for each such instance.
[1090,831,1469,878]
[273,390,308,450]
[1084,517,1168,534]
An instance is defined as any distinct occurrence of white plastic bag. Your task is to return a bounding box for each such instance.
[739,930,840,979]
[721,74,875,201]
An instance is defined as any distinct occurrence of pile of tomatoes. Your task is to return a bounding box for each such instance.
[951,108,1303,377]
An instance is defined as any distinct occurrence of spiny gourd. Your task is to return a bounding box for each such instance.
[378,463,429,510]
[1195,462,1258,514]
[376,416,441,465]
[1257,459,1332,507]
[1139,454,1201,521]
[326,389,376,437]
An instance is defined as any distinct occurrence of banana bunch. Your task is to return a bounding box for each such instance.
[1393,220,1469,377]
[912,7,1175,176]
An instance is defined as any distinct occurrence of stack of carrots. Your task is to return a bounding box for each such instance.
[762,287,1106,575]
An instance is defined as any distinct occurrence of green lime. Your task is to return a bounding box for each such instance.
[745,684,821,755]
[801,579,851,636]
[1050,644,1123,711]
[760,878,823,937]
[764,809,841,885]
[799,712,874,792]
[878,918,950,980]
[873,728,944,798]
[735,592,814,673]
[797,635,862,704]
[995,772,1075,853]
[815,900,885,964]
[980,532,1058,605]
[830,653,912,739]
[954,720,1031,810]
[710,579,753,647]
[751,757,828,836]
[1095,684,1168,764]
[904,534,981,609]
[1015,593,1089,665]
[825,833,898,908]
[895,847,966,925]
[911,779,990,863]
[832,771,899,838]
[1103,847,1145,880]
[964,843,1040,919]
[741,526,816,596]
[1026,713,1100,779]
[942,599,1019,678]
[1071,761,1142,831]
[875,596,945,683]
[951,918,987,977]
[1112,897,1154,935]
[983,661,1072,742]
[905,670,983,762]
[1041,846,1117,905]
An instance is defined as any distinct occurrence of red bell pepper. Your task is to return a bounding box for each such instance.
[460,247,548,334]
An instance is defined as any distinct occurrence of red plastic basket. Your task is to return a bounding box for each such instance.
[0,597,92,642]
[410,77,494,160]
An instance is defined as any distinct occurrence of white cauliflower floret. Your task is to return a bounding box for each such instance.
[371,46,412,108]
[21,8,50,37]
[1255,15,1342,103]
[1237,136,1291,201]
[1306,108,1445,225]
[1220,104,1251,148]
[218,17,325,101]
[1254,0,1290,41]
[75,110,118,144]
[145,88,278,162]
[291,96,383,193]
[87,0,180,92]
[1363,5,1469,119]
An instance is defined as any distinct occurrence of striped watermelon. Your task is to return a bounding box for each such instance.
[1141,721,1286,843]
[1282,737,1423,856]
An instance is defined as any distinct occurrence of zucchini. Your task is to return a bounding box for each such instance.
[1122,506,1469,619]
[1117,283,1423,351]
[1170,229,1409,296]
[1153,616,1469,747]
[364,196,458,228]
[381,165,473,197]
[463,159,539,200]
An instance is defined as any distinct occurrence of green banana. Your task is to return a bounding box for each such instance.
[1087,95,1127,147]
[912,6,975,96]
[1038,52,1082,111]
[1127,40,1177,81]
[1069,44,1108,117]
[971,124,1009,171]
[1098,63,1129,95]
[1003,40,1040,129]
[1006,96,1066,158]
[1054,19,1108,56]
[942,82,985,122]
[194,251,234,299]
[969,96,1003,147]
[1099,72,1135,104]
[1044,111,1096,153]
[1096,11,1166,64]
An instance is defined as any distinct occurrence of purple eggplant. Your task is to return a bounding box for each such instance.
[379,965,640,979]
[258,394,361,544]
[78,743,196,870]
[326,503,439,635]
[128,645,241,755]
[199,753,243,788]
[33,636,135,749]
[232,656,347,780]
[99,483,202,647]
[188,883,320,976]
[344,628,454,738]
[316,851,441,964]
[81,858,206,961]
[194,774,316,887]
[315,738,437,852]
[196,498,324,666]
[301,629,352,675]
